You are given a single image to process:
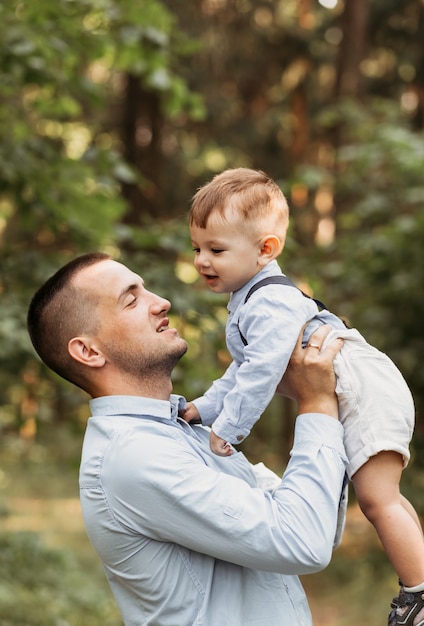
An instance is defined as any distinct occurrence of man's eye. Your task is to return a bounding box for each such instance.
[126,297,137,307]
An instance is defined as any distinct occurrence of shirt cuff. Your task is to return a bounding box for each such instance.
[293,413,346,458]
[211,416,250,444]
[191,396,217,426]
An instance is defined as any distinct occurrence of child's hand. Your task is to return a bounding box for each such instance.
[210,430,233,457]
[181,402,202,424]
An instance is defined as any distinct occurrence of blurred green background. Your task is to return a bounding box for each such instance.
[1,0,424,623]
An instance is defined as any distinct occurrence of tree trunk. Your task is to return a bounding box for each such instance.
[334,0,369,100]
[120,73,164,223]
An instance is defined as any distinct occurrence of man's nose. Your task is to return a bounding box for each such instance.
[148,292,171,313]
[157,296,171,312]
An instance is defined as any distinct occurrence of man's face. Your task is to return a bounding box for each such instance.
[74,260,188,378]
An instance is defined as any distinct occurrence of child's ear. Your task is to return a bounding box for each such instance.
[258,235,281,265]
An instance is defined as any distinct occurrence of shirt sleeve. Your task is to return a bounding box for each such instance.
[213,286,316,444]
[103,413,348,575]
[191,360,238,426]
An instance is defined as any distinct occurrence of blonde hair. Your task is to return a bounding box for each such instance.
[189,168,289,249]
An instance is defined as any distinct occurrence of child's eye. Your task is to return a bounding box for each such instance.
[212,249,224,254]
[192,247,200,253]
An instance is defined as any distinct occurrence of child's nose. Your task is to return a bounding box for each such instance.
[196,251,211,268]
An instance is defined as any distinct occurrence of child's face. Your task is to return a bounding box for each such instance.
[190,209,263,293]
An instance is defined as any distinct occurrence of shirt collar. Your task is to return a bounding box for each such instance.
[89,394,186,422]
[228,260,283,312]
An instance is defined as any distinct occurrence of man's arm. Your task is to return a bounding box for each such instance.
[277,323,343,417]
[104,326,347,575]
[109,416,346,575]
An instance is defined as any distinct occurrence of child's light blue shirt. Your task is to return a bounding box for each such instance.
[193,260,345,444]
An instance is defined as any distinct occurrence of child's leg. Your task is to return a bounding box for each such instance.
[400,494,424,536]
[352,451,424,588]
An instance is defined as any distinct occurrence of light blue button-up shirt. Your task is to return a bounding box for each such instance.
[193,260,346,444]
[79,394,347,626]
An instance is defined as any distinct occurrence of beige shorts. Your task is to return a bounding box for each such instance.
[322,328,415,479]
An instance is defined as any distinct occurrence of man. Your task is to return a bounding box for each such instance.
[27,252,348,626]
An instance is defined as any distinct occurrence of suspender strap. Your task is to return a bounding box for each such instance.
[239,275,328,346]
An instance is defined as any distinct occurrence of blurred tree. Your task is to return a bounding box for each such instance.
[161,0,424,466]
[309,100,424,440]
[1,2,424,619]
[334,0,369,99]
[0,531,121,625]
[0,0,204,437]
[1,0,424,480]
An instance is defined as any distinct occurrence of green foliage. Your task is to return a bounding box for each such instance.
[1,4,424,621]
[0,531,121,625]
[0,0,206,433]
[104,0,205,118]
[0,0,204,265]
[0,0,424,526]
[0,0,129,269]
[288,99,424,469]
[326,101,424,369]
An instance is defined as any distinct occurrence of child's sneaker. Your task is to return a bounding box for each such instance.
[388,588,424,626]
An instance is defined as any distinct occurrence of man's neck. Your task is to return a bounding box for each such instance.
[90,372,173,401]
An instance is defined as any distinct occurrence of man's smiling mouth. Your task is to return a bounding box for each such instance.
[157,319,169,332]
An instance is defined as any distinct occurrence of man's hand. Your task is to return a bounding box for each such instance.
[277,325,343,419]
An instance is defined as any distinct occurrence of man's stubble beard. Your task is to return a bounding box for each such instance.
[104,339,188,380]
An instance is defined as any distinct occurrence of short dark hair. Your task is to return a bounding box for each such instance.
[27,252,111,389]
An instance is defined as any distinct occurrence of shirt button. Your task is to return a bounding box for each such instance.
[236,435,244,442]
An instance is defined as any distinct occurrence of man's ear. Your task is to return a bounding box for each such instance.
[258,235,281,266]
[68,337,106,368]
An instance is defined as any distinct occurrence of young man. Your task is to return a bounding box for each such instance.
[27,252,347,626]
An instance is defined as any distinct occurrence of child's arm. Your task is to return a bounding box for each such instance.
[213,285,316,445]
[181,401,202,424]
[188,360,239,426]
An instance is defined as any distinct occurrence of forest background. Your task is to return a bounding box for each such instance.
[1,0,424,624]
